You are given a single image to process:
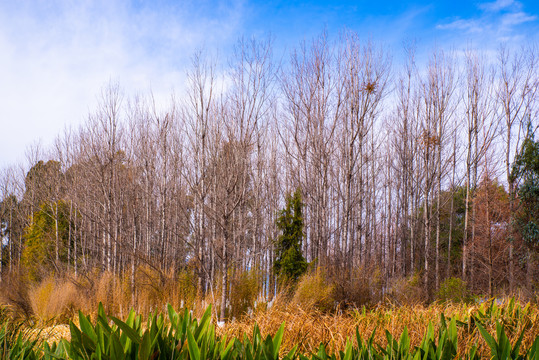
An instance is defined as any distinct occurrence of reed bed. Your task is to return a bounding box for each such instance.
[220,299,539,358]
[2,297,539,359]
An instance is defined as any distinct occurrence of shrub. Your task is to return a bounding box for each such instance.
[29,277,55,321]
[22,201,71,283]
[95,271,118,313]
[329,266,373,307]
[176,268,198,310]
[0,271,33,319]
[29,276,87,323]
[230,269,260,318]
[387,272,425,305]
[292,268,334,311]
[134,265,164,313]
[437,276,469,302]
[49,279,81,322]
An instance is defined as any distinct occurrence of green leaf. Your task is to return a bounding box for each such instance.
[496,322,511,360]
[111,316,142,345]
[109,334,125,360]
[448,318,457,346]
[138,331,151,360]
[263,334,275,360]
[529,337,539,360]
[272,323,285,360]
[468,344,479,360]
[220,338,234,360]
[167,304,178,329]
[398,327,410,355]
[97,303,106,319]
[194,306,212,341]
[284,344,298,360]
[316,344,328,360]
[245,345,254,360]
[342,341,352,360]
[68,322,84,359]
[80,332,97,355]
[79,312,97,345]
[512,322,529,358]
[187,328,200,360]
[96,303,112,335]
[95,325,105,356]
[93,342,102,360]
[476,322,497,358]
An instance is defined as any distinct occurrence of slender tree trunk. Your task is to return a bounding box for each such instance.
[435,136,442,289]
[132,214,137,307]
[68,200,72,270]
[527,249,533,292]
[463,171,471,280]
[54,202,59,265]
[220,232,228,321]
[74,204,78,277]
[424,194,430,289]
[447,143,456,279]
[487,183,493,298]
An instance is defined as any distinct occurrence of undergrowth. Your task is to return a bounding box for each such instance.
[1,299,539,359]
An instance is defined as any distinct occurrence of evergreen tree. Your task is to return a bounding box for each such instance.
[511,131,539,250]
[22,201,71,281]
[274,189,307,283]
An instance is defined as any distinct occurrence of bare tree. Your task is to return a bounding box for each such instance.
[496,45,538,292]
[281,32,341,267]
[462,49,498,283]
[391,42,422,276]
[336,33,389,275]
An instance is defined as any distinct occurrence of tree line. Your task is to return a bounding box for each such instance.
[1,33,538,317]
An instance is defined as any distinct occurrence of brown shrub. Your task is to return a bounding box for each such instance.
[292,269,335,312]
[176,268,198,310]
[328,265,381,308]
[386,272,426,306]
[134,265,165,313]
[230,269,260,318]
[95,271,119,313]
[29,276,82,323]
[0,270,33,319]
[29,277,55,320]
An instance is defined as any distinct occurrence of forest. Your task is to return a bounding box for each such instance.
[0,32,538,321]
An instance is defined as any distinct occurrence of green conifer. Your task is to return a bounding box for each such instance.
[273,189,307,283]
[511,129,539,249]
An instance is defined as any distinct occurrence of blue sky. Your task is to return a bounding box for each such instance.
[0,0,538,168]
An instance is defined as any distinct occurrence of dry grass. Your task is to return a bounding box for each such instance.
[11,294,539,359]
[292,269,335,312]
[1,267,200,323]
[3,269,539,358]
[219,300,539,358]
[0,271,34,319]
[29,276,82,323]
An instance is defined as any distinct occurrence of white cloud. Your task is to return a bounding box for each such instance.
[0,0,247,167]
[479,0,520,12]
[501,11,537,26]
[436,18,483,33]
[436,0,537,44]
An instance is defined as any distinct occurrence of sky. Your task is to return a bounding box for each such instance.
[0,0,538,169]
